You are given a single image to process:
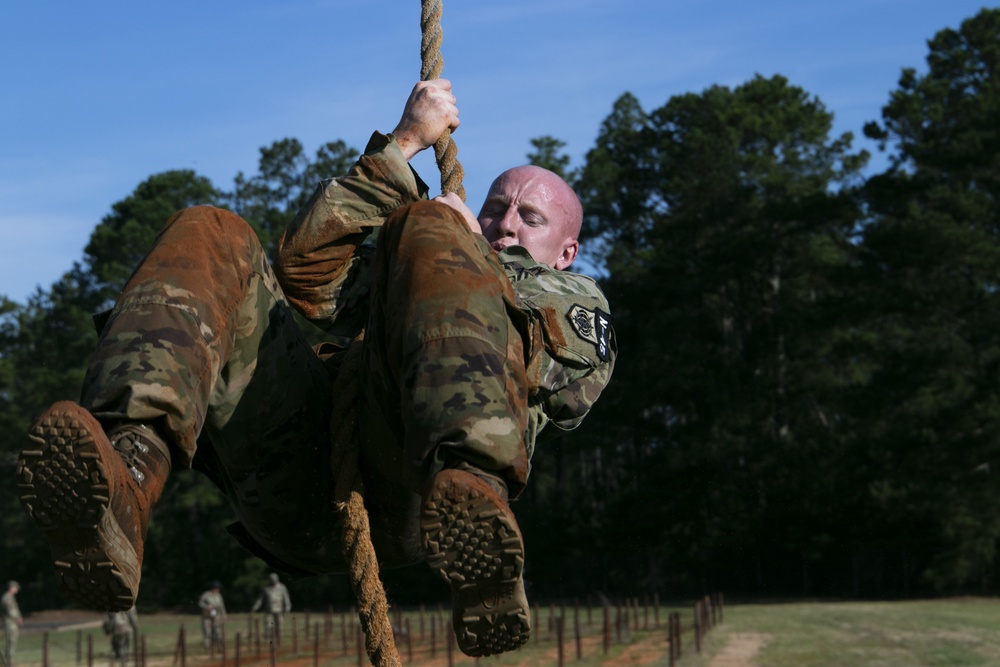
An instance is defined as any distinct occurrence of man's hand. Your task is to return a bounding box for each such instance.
[434,192,482,234]
[393,79,460,161]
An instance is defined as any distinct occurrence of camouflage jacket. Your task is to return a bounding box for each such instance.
[251,582,291,614]
[276,132,616,459]
[1,591,20,623]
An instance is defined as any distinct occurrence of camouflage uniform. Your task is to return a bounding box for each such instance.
[251,574,291,643]
[104,606,139,667]
[198,587,226,649]
[1,584,21,666]
[80,131,616,576]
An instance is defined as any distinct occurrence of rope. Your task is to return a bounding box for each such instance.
[331,336,402,667]
[420,0,465,201]
[331,4,462,664]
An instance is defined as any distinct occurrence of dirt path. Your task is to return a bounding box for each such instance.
[707,633,771,667]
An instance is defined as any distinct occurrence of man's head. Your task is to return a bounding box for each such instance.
[210,581,221,590]
[477,165,582,270]
[7,581,18,593]
[269,573,280,584]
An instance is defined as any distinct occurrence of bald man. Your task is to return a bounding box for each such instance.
[19,79,616,659]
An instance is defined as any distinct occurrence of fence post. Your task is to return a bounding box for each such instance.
[602,606,610,655]
[405,618,413,663]
[87,633,93,667]
[43,631,49,667]
[694,602,702,654]
[355,623,363,667]
[556,616,564,667]
[313,624,319,667]
[234,634,241,667]
[574,610,582,661]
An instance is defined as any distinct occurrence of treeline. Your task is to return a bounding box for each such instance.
[4,9,1000,611]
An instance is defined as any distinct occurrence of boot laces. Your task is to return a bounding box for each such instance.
[110,426,155,484]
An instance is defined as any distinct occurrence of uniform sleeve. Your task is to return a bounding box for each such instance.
[275,132,429,338]
[505,253,617,454]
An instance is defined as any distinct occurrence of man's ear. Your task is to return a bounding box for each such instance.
[554,239,579,271]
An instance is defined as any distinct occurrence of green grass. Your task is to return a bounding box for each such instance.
[689,598,1000,667]
[13,599,1000,666]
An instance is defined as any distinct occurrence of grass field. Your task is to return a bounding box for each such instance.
[10,598,1000,667]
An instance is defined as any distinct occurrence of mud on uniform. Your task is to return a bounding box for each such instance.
[81,132,616,577]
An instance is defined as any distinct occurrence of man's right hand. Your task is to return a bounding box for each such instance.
[393,79,460,162]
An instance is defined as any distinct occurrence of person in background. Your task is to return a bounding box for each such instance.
[198,581,226,650]
[2,581,22,667]
[251,573,291,645]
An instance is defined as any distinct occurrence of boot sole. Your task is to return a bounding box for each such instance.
[17,403,138,611]
[421,472,530,656]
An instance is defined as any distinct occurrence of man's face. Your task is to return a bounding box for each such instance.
[477,166,581,270]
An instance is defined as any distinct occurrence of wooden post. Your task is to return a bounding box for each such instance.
[221,626,227,667]
[141,635,147,667]
[446,623,454,667]
[602,607,610,655]
[575,608,582,661]
[87,633,93,667]
[405,619,413,663]
[43,631,49,667]
[293,616,299,654]
[313,624,320,667]
[180,626,187,667]
[556,616,564,667]
[430,613,437,658]
[305,610,311,641]
[654,593,660,629]
[355,623,363,667]
[694,602,702,653]
[340,612,347,654]
[419,603,426,641]
[255,619,262,659]
[234,634,241,667]
[270,629,277,667]
[668,613,675,667]
[76,629,83,665]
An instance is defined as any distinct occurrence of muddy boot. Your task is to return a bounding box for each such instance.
[17,401,171,611]
[420,468,530,657]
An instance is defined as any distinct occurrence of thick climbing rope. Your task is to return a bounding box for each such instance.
[330,4,464,666]
[420,0,465,200]
[330,335,401,667]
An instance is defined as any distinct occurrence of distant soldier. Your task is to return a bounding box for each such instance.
[251,573,291,645]
[2,581,23,667]
[198,582,226,650]
[103,606,139,667]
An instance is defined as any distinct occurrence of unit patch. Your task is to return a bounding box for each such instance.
[567,304,612,361]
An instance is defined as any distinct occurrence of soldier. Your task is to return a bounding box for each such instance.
[251,573,291,645]
[198,582,226,650]
[103,605,139,667]
[18,79,615,658]
[1,581,22,667]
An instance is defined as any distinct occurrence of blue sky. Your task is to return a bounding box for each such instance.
[0,1,989,303]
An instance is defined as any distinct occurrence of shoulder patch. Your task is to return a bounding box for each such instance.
[567,304,612,362]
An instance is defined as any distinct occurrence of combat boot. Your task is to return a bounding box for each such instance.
[17,401,170,611]
[420,468,530,657]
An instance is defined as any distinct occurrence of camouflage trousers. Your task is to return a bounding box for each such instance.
[80,203,528,573]
[3,620,17,665]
